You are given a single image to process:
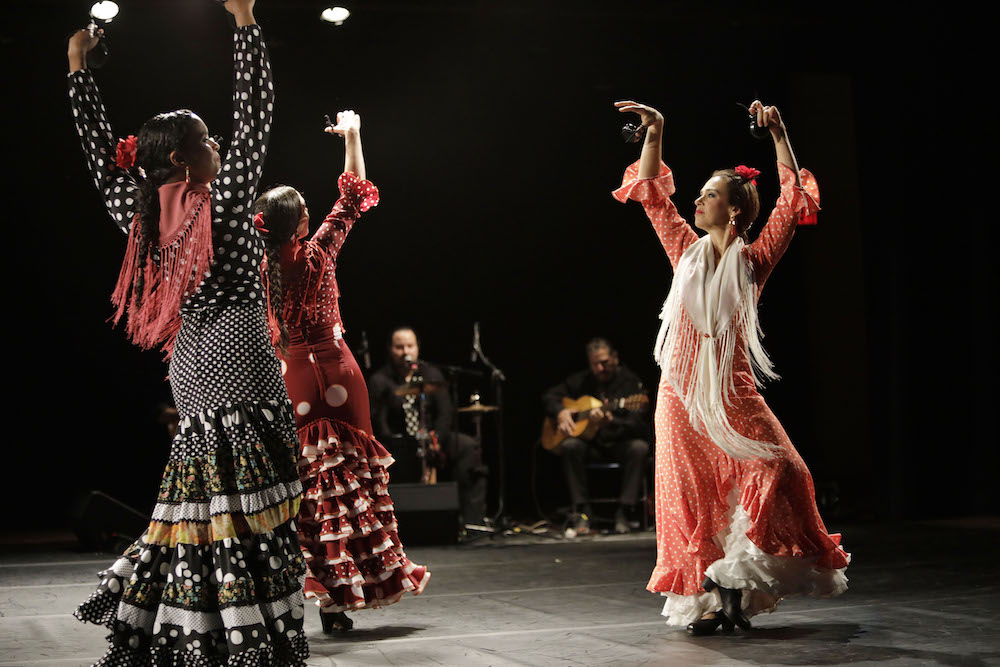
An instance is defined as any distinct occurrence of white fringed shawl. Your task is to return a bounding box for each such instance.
[654,235,781,460]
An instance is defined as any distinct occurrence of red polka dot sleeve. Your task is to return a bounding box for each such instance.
[612,159,698,269]
[309,172,380,259]
[745,162,821,287]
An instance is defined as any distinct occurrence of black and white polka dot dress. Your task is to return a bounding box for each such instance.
[68,26,309,666]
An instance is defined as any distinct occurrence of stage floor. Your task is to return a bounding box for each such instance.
[1,519,997,666]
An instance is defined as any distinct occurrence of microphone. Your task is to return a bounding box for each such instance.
[471,322,481,363]
[403,354,418,373]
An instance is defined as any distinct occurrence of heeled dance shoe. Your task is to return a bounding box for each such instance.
[686,611,735,636]
[320,609,353,634]
[702,577,752,631]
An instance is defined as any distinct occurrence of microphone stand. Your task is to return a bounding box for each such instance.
[470,325,509,537]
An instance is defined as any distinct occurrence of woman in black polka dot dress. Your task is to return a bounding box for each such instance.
[66,2,309,665]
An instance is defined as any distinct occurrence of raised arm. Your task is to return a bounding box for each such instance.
[67,28,138,234]
[215,0,273,217]
[612,101,699,268]
[310,111,379,257]
[744,102,820,285]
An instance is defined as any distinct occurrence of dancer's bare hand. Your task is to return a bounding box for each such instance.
[749,100,785,140]
[223,0,256,26]
[557,409,577,436]
[614,100,664,130]
[68,27,101,56]
[324,110,361,139]
[67,27,102,72]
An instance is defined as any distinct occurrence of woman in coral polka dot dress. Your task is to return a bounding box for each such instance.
[612,100,850,635]
[253,110,429,634]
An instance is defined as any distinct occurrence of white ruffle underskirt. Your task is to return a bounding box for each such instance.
[660,492,849,626]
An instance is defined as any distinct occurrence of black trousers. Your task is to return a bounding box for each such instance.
[558,437,650,510]
[443,432,488,524]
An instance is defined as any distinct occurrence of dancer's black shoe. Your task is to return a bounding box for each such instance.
[702,577,752,631]
[686,611,735,636]
[320,609,353,634]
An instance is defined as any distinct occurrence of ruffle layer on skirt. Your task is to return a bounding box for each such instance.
[74,522,309,666]
[660,492,849,626]
[297,418,430,612]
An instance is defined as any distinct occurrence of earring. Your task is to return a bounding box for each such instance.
[729,217,737,236]
[185,165,190,183]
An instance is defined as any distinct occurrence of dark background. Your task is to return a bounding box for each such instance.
[1,1,992,533]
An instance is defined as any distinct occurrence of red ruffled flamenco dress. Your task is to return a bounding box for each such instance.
[613,159,850,626]
[274,173,430,623]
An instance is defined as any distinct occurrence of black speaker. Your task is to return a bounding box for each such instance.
[390,482,459,545]
[71,490,148,552]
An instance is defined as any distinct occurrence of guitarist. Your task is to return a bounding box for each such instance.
[542,338,651,535]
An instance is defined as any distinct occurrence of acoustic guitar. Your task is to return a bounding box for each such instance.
[541,393,649,451]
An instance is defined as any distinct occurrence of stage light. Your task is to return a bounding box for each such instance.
[320,6,351,25]
[90,1,120,23]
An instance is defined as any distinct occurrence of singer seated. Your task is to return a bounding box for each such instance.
[541,338,651,536]
[369,326,488,527]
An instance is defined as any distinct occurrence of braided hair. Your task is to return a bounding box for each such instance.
[252,185,304,353]
[131,110,199,309]
[712,168,761,239]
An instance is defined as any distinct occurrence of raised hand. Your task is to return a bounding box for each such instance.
[223,0,256,27]
[324,110,361,139]
[614,100,664,130]
[67,27,103,72]
[749,100,785,140]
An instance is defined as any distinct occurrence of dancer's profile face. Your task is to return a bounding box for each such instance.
[173,115,221,185]
[694,175,738,232]
[296,194,310,240]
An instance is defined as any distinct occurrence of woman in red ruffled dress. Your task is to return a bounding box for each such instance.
[612,99,850,635]
[253,110,429,633]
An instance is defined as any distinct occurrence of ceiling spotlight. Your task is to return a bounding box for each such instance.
[320,6,351,25]
[90,1,120,23]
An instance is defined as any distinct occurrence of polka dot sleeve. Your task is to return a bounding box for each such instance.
[189,25,274,311]
[308,172,380,259]
[612,159,699,269]
[745,162,821,286]
[214,25,273,220]
[67,69,138,235]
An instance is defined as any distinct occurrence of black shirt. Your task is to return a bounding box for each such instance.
[369,361,454,444]
[542,366,651,446]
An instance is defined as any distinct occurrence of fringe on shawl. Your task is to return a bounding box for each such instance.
[110,192,213,357]
[654,248,782,460]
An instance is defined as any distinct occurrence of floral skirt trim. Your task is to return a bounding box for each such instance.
[296,418,429,612]
[74,521,309,666]
[146,494,302,545]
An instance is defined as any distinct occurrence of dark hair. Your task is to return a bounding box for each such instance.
[387,326,419,348]
[712,168,761,237]
[586,337,616,356]
[132,109,200,309]
[252,185,304,353]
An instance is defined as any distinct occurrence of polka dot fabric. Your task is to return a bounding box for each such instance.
[614,159,848,625]
[70,27,309,665]
[276,175,429,612]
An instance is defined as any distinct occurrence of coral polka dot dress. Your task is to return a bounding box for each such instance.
[613,159,850,626]
[275,172,429,615]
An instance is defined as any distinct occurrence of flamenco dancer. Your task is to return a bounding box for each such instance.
[612,99,850,635]
[68,2,310,663]
[252,111,429,633]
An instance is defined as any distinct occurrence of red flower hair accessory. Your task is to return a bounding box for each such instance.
[253,212,269,233]
[734,164,760,186]
[115,135,138,170]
